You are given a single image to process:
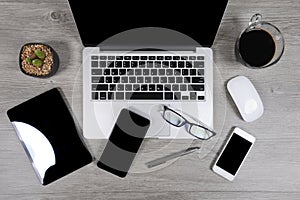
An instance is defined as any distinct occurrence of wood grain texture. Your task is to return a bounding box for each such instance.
[0,0,299,199]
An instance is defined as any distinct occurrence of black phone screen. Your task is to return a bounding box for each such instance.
[216,133,252,175]
[97,109,150,178]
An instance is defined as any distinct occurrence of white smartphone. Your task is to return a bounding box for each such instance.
[212,127,255,181]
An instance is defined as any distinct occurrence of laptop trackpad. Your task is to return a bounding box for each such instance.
[128,104,170,138]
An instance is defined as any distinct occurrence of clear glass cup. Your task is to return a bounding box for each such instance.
[236,13,285,68]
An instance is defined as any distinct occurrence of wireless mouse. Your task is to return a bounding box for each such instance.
[227,76,264,122]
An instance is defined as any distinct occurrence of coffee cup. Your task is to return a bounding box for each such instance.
[236,14,284,68]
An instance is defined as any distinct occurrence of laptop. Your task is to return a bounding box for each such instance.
[67,0,228,139]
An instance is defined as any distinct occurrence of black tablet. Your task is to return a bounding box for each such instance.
[7,88,93,185]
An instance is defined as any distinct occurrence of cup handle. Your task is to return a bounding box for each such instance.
[249,13,262,25]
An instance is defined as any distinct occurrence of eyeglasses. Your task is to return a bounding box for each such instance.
[162,105,217,140]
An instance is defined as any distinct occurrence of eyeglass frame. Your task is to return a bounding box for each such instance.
[162,105,217,140]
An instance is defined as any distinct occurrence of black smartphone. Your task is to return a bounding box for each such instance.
[97,108,150,178]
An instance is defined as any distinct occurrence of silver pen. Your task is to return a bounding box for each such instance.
[146,147,200,168]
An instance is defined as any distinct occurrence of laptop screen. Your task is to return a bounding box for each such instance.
[68,0,228,47]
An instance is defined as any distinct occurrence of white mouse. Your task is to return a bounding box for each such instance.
[227,76,264,122]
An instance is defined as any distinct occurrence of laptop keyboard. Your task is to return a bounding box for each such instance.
[90,55,205,100]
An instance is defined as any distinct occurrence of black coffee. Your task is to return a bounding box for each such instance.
[239,29,275,67]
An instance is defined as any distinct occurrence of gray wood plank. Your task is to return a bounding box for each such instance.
[0,0,300,199]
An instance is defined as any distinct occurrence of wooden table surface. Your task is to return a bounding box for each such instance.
[1,0,300,199]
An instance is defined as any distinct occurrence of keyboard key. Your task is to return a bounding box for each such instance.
[92,92,98,100]
[123,61,130,68]
[100,56,107,60]
[189,56,196,60]
[133,56,139,60]
[145,77,151,83]
[197,56,204,60]
[117,84,124,91]
[172,84,179,91]
[197,69,204,76]
[141,56,147,60]
[125,84,132,91]
[111,69,118,75]
[165,56,172,60]
[137,77,144,83]
[178,61,185,68]
[127,69,134,76]
[155,61,161,68]
[100,92,106,100]
[192,77,204,83]
[157,84,163,91]
[147,61,154,68]
[91,56,98,60]
[164,84,171,91]
[160,77,167,83]
[119,69,126,76]
[165,92,173,100]
[141,84,148,91]
[92,84,108,91]
[182,69,188,75]
[100,61,106,68]
[176,77,183,83]
[109,84,116,91]
[166,69,173,75]
[157,56,164,60]
[149,84,155,91]
[129,77,136,83]
[153,77,159,83]
[188,84,204,91]
[115,61,122,67]
[126,92,163,100]
[143,69,149,75]
[186,61,193,68]
[181,56,188,60]
[124,56,131,60]
[180,84,187,91]
[184,77,191,83]
[135,69,142,75]
[92,69,102,75]
[182,96,189,100]
[190,69,196,75]
[92,76,104,83]
[174,92,181,100]
[170,61,177,68]
[91,61,98,67]
[113,76,120,83]
[106,76,112,83]
[108,56,115,60]
[107,61,114,68]
[168,77,175,83]
[121,77,128,83]
[133,84,140,91]
[131,61,138,68]
[190,92,197,100]
[107,92,114,100]
[173,56,180,60]
[198,96,205,100]
[103,69,110,75]
[162,61,169,68]
[116,56,123,60]
[158,69,165,75]
[149,56,155,60]
[194,61,204,68]
[116,92,124,100]
[174,69,181,76]
[139,61,146,67]
[151,69,157,75]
